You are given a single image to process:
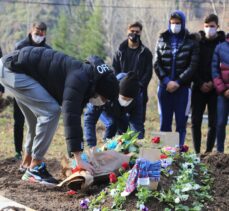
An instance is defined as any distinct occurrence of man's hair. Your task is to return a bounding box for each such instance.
[204,14,219,25]
[32,22,47,31]
[128,22,143,31]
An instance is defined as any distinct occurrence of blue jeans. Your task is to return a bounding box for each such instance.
[158,85,191,146]
[216,95,229,152]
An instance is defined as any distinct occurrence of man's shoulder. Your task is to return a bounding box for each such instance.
[15,37,31,50]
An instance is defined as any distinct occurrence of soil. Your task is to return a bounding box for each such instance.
[0,153,228,211]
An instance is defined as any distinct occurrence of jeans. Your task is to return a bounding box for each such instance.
[158,85,191,146]
[216,95,229,152]
[191,89,217,153]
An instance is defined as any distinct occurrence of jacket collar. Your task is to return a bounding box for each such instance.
[199,30,225,43]
[118,39,145,53]
[28,33,47,46]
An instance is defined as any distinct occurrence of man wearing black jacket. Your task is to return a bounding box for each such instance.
[13,22,51,160]
[0,48,119,185]
[191,14,225,153]
[112,22,153,123]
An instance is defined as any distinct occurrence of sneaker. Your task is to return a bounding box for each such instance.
[14,152,22,161]
[18,165,27,174]
[22,162,58,185]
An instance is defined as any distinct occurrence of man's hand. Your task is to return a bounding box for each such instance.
[166,81,180,93]
[224,89,229,98]
[73,152,95,175]
[200,82,211,93]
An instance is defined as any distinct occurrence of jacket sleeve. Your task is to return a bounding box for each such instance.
[212,45,226,94]
[139,49,153,88]
[177,40,199,85]
[84,103,102,147]
[154,39,171,85]
[62,66,91,153]
[112,51,121,75]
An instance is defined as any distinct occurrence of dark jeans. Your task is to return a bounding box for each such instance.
[191,89,217,153]
[158,85,191,146]
[13,99,25,153]
[216,95,229,152]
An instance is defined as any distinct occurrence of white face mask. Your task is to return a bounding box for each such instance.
[118,96,133,107]
[170,24,182,34]
[32,34,45,44]
[89,95,105,106]
[204,27,217,38]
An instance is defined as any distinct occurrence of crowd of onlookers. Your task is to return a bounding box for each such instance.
[0,10,228,185]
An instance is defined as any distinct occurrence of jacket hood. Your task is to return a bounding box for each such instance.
[168,10,186,34]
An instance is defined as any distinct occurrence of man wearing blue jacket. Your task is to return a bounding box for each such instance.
[84,71,144,147]
[0,49,119,185]
[154,10,199,146]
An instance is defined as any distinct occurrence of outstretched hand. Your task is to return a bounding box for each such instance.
[73,152,95,175]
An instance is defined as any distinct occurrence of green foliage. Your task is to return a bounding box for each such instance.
[50,1,105,60]
[136,186,152,207]
[78,3,106,60]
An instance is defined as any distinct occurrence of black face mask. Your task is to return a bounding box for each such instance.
[128,33,140,43]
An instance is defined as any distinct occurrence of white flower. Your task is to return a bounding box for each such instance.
[174,197,180,203]
[193,184,201,190]
[139,204,145,209]
[193,157,200,164]
[110,189,117,197]
[182,162,194,170]
[93,208,101,211]
[181,183,193,192]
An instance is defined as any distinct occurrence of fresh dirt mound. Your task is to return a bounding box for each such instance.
[201,153,229,211]
[0,154,228,211]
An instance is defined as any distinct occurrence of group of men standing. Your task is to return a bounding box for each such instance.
[0,10,228,185]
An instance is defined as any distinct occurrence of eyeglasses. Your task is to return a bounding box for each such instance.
[130,30,141,34]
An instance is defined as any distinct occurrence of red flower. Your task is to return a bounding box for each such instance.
[180,145,189,153]
[67,190,77,195]
[109,172,117,183]
[160,154,168,159]
[121,162,129,170]
[152,137,160,144]
[71,166,84,173]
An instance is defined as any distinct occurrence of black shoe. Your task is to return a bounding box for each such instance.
[14,152,22,161]
[22,162,58,185]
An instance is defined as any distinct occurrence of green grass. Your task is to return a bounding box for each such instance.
[0,83,228,160]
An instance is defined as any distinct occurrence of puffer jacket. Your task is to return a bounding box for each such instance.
[193,31,225,89]
[15,33,51,50]
[154,30,199,86]
[2,46,113,153]
[212,40,229,94]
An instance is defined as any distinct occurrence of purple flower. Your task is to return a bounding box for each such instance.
[140,204,149,211]
[80,198,90,209]
[168,169,174,175]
